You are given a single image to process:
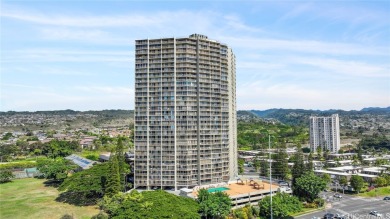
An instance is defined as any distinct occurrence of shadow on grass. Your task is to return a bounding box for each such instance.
[43,180,62,188]
[55,191,100,206]
[0,180,14,184]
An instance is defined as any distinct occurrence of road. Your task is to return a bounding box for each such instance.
[296,192,390,219]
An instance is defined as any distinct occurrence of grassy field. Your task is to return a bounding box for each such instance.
[358,186,390,197]
[0,178,99,219]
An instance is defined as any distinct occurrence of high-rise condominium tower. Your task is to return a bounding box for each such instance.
[309,114,340,153]
[134,34,237,190]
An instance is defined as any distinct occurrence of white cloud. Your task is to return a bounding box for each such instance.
[237,80,389,110]
[2,48,133,63]
[1,85,134,111]
[2,9,162,27]
[291,57,389,78]
[222,36,387,56]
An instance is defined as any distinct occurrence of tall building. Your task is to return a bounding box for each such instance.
[134,34,237,190]
[309,114,340,153]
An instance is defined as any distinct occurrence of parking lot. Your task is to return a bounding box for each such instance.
[296,192,390,219]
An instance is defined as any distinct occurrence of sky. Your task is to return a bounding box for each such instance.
[1,0,389,111]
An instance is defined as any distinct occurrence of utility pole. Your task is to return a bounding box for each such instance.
[269,134,273,219]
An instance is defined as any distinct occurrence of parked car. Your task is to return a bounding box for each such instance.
[334,193,342,199]
[323,213,334,219]
[383,196,390,200]
[278,181,289,186]
[335,213,346,219]
[369,211,383,217]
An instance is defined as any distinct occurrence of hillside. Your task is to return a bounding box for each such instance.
[248,108,390,133]
[0,110,134,132]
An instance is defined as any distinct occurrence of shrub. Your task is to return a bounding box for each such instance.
[60,214,73,219]
[0,161,36,170]
[0,169,14,183]
[314,198,325,207]
[304,202,317,208]
[91,212,109,219]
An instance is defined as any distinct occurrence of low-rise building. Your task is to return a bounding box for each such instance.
[182,177,279,209]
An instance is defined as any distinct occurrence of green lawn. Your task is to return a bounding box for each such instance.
[291,207,325,217]
[358,186,390,197]
[0,178,99,219]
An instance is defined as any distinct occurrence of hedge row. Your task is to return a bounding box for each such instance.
[0,161,36,170]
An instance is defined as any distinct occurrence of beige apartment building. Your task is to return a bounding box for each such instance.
[134,34,237,190]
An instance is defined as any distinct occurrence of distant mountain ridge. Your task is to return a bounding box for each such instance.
[360,106,390,112]
[244,106,390,126]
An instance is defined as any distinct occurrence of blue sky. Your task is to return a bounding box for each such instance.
[1,1,389,111]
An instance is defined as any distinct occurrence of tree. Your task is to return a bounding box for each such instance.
[273,143,289,180]
[339,176,348,189]
[91,212,109,219]
[115,137,128,191]
[37,158,76,182]
[292,144,306,196]
[375,159,389,166]
[356,145,364,163]
[233,204,259,219]
[42,140,80,158]
[105,150,121,197]
[383,174,390,186]
[259,192,303,218]
[238,159,244,175]
[322,173,331,185]
[1,132,13,140]
[350,175,364,193]
[59,163,110,205]
[316,147,323,160]
[307,152,314,172]
[0,169,14,183]
[252,157,261,172]
[294,172,327,202]
[0,144,18,162]
[323,149,330,160]
[60,214,74,219]
[197,189,232,219]
[260,159,269,177]
[352,155,360,166]
[374,177,387,187]
[100,190,199,219]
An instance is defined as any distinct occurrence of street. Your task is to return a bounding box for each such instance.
[296,192,390,219]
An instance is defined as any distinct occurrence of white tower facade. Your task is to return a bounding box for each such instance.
[134,34,237,190]
[310,114,341,153]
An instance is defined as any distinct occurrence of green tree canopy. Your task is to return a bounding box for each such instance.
[350,175,365,193]
[100,190,199,219]
[294,172,327,202]
[292,144,306,196]
[322,173,332,185]
[105,149,121,197]
[339,176,348,188]
[37,158,76,182]
[273,143,289,180]
[58,162,110,204]
[0,169,14,183]
[375,176,387,187]
[197,189,232,219]
[259,192,303,218]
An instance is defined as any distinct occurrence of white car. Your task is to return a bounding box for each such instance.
[334,193,342,199]
[369,211,383,217]
[335,213,346,219]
